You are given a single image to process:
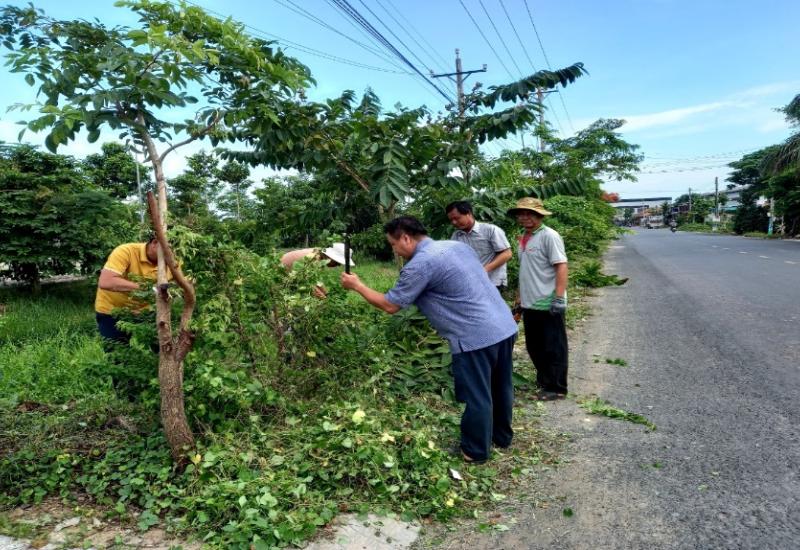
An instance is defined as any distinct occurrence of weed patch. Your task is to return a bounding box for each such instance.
[577,397,655,431]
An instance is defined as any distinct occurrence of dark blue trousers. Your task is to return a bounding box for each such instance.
[452,334,516,461]
[96,312,130,345]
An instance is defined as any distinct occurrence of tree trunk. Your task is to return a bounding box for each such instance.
[22,263,41,295]
[157,341,194,455]
[141,130,196,463]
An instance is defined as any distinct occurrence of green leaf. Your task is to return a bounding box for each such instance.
[24,73,35,86]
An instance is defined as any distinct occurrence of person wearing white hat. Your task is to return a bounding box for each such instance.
[280,243,354,298]
[280,242,354,269]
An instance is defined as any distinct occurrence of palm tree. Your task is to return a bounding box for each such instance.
[763,94,800,174]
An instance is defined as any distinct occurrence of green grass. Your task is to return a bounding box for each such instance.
[0,281,110,405]
[577,397,656,431]
[742,231,781,239]
[0,280,96,344]
[0,333,111,404]
[348,258,400,291]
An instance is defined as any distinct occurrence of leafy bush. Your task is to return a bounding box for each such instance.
[543,196,616,256]
[570,260,627,288]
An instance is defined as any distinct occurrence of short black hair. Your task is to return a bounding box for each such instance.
[383,216,428,239]
[445,200,473,215]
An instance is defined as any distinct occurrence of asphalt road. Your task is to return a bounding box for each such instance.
[419,230,800,550]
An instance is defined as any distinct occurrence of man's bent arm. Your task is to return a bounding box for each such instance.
[98,269,140,292]
[484,248,512,273]
[341,273,401,314]
[554,262,568,298]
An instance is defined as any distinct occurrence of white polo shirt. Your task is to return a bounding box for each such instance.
[517,225,567,309]
[451,221,511,286]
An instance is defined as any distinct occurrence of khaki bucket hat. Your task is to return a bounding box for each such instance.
[507,197,552,217]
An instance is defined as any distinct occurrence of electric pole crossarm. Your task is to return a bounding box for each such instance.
[430,49,486,117]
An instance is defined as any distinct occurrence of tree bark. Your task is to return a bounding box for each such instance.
[145,187,196,462]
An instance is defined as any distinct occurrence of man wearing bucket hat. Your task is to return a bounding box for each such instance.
[340,216,518,464]
[508,197,569,401]
[281,243,354,298]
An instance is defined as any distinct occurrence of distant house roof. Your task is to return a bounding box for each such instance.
[609,197,672,209]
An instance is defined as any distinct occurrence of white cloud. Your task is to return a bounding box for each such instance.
[621,102,734,132]
[611,80,799,136]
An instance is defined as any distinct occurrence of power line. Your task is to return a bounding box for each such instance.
[522,0,575,133]
[356,0,441,75]
[458,0,514,80]
[373,0,451,74]
[496,0,563,137]
[498,0,537,72]
[383,0,452,69]
[330,0,455,103]
[180,0,410,74]
[643,149,758,161]
[477,0,524,76]
[270,0,409,71]
[637,163,734,174]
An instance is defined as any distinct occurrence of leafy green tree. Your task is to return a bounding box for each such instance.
[168,151,224,229]
[228,66,587,225]
[82,142,146,200]
[674,193,714,224]
[761,94,800,234]
[764,94,800,174]
[623,207,635,225]
[0,143,134,293]
[216,160,253,222]
[0,0,312,459]
[727,148,773,234]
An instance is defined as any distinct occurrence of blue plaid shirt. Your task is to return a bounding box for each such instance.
[385,238,518,354]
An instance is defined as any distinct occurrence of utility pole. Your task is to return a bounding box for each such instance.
[688,187,692,223]
[537,87,545,152]
[431,49,487,118]
[714,177,719,218]
[431,50,486,183]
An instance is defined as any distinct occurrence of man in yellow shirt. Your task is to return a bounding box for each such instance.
[95,236,170,344]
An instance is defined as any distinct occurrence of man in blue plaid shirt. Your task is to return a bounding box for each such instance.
[340,216,518,464]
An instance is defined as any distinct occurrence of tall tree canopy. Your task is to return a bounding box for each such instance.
[0,143,134,292]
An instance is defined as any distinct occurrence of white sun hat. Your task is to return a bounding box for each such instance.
[321,242,355,266]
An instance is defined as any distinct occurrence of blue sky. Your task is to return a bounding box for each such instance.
[1,0,798,199]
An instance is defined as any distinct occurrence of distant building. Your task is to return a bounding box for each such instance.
[698,185,747,212]
[608,197,672,212]
[609,197,672,226]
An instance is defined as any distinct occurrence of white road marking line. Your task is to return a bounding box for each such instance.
[759,255,769,259]
[722,247,730,250]
[786,261,798,265]
[712,245,718,248]
[739,251,748,254]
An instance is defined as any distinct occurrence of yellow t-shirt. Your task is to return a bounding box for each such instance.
[94,243,169,314]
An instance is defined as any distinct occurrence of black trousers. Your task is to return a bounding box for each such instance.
[452,334,516,461]
[523,309,569,394]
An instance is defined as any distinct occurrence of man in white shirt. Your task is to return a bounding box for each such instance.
[508,197,569,401]
[446,201,512,291]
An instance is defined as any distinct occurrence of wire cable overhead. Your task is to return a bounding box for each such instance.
[330,0,455,104]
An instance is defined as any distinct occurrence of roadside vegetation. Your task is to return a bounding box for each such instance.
[0,1,637,547]
[577,397,656,431]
